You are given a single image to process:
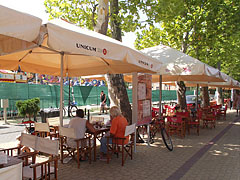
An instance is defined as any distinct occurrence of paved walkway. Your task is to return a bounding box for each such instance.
[0,110,239,180]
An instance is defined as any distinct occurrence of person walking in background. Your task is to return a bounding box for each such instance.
[99,91,107,115]
[233,90,240,116]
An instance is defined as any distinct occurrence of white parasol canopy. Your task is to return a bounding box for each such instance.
[164,72,240,89]
[0,5,42,56]
[0,20,161,76]
[141,45,225,82]
[0,8,162,126]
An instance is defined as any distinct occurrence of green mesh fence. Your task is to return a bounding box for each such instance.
[0,83,194,114]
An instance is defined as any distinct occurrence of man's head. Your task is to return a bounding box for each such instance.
[76,109,84,118]
[101,91,104,94]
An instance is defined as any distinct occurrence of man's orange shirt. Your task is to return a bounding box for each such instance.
[110,115,129,145]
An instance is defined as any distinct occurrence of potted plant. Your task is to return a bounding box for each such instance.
[16,98,40,121]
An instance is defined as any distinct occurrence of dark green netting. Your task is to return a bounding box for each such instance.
[0,83,194,112]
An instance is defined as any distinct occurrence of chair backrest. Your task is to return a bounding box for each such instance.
[90,116,104,124]
[47,117,60,126]
[20,133,37,149]
[35,136,59,156]
[167,116,182,123]
[34,122,50,132]
[225,104,228,110]
[197,110,202,119]
[20,133,59,156]
[59,126,77,139]
[124,123,136,137]
[176,111,190,118]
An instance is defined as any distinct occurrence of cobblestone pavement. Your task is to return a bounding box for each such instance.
[0,110,239,180]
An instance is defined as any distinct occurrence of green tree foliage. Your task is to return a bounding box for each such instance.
[44,0,145,35]
[16,98,40,120]
[135,0,240,80]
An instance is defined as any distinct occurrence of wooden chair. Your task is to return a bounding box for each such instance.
[90,116,104,125]
[34,122,58,140]
[34,122,50,137]
[0,133,59,180]
[202,109,217,129]
[106,123,136,166]
[47,117,60,135]
[22,134,59,180]
[0,133,37,166]
[219,104,227,120]
[166,116,185,138]
[187,110,202,136]
[212,104,222,120]
[59,126,92,168]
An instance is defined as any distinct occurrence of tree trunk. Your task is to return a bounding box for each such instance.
[176,81,187,109]
[176,31,189,109]
[105,74,132,123]
[110,0,122,41]
[107,0,132,123]
[95,0,109,34]
[216,62,223,105]
[217,87,223,105]
[95,0,132,123]
[201,87,210,107]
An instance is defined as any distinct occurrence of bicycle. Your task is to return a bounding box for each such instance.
[149,111,173,151]
[61,101,78,117]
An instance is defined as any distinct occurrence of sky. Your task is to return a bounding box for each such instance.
[0,0,136,48]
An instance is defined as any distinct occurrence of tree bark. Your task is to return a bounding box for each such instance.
[176,81,187,109]
[95,0,132,123]
[176,31,189,109]
[105,74,132,123]
[107,0,132,123]
[216,62,223,105]
[95,0,109,34]
[201,87,210,107]
[110,0,122,41]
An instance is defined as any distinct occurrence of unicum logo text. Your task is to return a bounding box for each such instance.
[138,60,153,68]
[76,43,97,52]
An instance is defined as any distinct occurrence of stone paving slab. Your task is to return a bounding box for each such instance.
[0,110,239,180]
[57,110,239,180]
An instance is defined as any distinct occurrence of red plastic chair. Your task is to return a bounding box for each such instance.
[166,116,184,138]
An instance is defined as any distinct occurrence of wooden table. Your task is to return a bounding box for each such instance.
[90,127,110,161]
[0,156,23,180]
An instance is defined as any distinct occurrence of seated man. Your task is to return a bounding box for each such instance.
[190,103,197,117]
[67,109,96,160]
[99,106,128,161]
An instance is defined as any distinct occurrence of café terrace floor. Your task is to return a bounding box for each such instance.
[0,110,239,180]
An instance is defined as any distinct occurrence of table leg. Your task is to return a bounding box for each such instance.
[94,134,97,161]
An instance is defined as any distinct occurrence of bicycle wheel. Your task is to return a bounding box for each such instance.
[62,107,66,117]
[70,105,78,117]
[161,127,173,151]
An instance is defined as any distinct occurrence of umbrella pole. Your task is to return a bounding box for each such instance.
[132,72,138,152]
[159,75,162,118]
[196,84,199,110]
[60,52,64,127]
